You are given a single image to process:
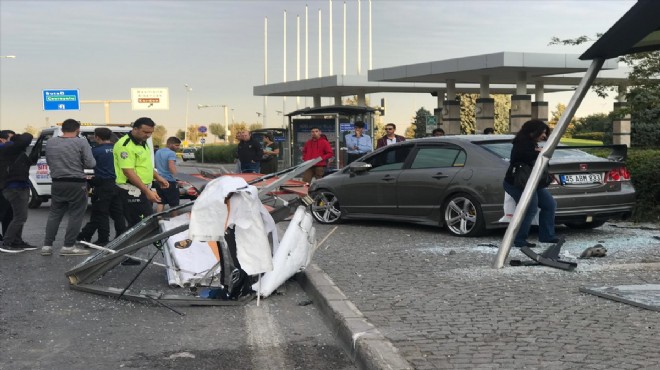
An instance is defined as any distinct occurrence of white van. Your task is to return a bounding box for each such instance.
[27,123,136,208]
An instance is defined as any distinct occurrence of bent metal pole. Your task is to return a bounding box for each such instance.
[493,58,606,269]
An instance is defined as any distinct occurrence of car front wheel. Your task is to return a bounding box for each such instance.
[28,185,43,209]
[443,193,486,237]
[310,190,342,224]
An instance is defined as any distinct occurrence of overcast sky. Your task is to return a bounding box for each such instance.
[0,0,636,137]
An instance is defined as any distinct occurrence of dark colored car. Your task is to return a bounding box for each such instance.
[308,135,635,237]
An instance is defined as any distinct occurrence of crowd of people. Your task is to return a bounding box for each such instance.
[1,118,555,256]
[0,117,180,262]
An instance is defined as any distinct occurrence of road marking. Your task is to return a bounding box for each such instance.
[245,301,289,369]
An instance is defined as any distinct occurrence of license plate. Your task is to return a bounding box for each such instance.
[560,173,602,185]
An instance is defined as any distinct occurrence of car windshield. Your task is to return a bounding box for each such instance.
[479,142,601,161]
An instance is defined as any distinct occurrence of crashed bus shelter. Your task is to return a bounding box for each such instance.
[65,159,321,308]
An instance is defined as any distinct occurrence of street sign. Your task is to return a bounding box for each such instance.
[200,138,206,144]
[130,88,170,110]
[43,89,80,111]
[198,125,208,133]
[426,115,438,134]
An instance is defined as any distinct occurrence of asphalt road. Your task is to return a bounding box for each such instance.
[0,202,356,370]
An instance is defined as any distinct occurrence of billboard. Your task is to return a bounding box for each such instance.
[131,88,170,110]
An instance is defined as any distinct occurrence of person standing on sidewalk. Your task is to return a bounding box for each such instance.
[77,128,127,246]
[0,132,35,254]
[376,123,406,148]
[345,121,372,164]
[236,130,264,173]
[0,130,16,243]
[154,136,181,215]
[301,127,334,184]
[114,117,169,228]
[41,119,96,257]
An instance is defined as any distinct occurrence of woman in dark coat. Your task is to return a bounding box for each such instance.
[260,133,280,174]
[502,119,559,248]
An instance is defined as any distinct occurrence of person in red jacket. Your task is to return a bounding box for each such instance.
[301,127,334,184]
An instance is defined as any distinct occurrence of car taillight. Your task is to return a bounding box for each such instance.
[187,187,199,197]
[606,166,631,182]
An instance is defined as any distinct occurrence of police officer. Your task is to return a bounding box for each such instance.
[114,117,169,228]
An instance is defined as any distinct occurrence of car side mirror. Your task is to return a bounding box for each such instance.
[348,161,372,174]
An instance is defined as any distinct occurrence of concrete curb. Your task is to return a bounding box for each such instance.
[298,264,413,370]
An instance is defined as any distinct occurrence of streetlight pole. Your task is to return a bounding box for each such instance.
[184,84,192,144]
[221,105,229,139]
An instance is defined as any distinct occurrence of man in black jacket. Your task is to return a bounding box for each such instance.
[0,130,16,242]
[236,130,263,173]
[0,132,35,253]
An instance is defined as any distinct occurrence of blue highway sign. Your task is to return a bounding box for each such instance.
[43,89,80,111]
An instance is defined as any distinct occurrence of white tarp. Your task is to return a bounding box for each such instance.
[188,176,276,275]
[254,206,316,297]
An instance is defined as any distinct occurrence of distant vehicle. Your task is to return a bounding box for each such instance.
[181,147,197,161]
[309,135,636,237]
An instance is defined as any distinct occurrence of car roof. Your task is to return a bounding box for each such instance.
[414,134,514,144]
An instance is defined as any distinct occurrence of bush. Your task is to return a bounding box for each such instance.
[581,148,660,222]
[632,122,660,148]
[626,149,660,221]
[192,144,237,163]
[572,132,605,141]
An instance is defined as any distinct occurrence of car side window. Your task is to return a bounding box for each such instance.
[365,146,412,171]
[410,147,465,169]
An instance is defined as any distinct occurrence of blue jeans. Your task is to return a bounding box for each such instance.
[241,161,260,174]
[502,181,557,246]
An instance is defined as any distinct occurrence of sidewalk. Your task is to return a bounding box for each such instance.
[176,160,660,369]
[307,221,660,369]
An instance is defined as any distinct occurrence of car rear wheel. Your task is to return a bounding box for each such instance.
[28,185,42,209]
[565,220,606,229]
[443,193,486,237]
[310,190,342,224]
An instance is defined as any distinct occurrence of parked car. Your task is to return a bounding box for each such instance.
[181,148,197,161]
[308,135,636,237]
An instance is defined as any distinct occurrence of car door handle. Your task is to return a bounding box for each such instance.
[432,173,448,179]
[381,176,396,182]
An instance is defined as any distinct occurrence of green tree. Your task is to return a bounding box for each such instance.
[410,107,432,138]
[186,124,199,144]
[493,94,511,134]
[175,129,185,141]
[209,123,226,140]
[458,94,478,134]
[573,113,611,134]
[549,103,578,135]
[152,125,167,147]
[550,36,660,146]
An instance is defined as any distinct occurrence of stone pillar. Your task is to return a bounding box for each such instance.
[357,93,367,106]
[442,100,461,135]
[313,95,321,107]
[334,94,342,105]
[476,98,494,133]
[612,102,631,147]
[510,95,532,133]
[435,92,445,126]
[532,101,548,121]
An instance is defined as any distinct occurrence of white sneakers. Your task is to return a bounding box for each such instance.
[41,245,90,256]
[59,246,91,256]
